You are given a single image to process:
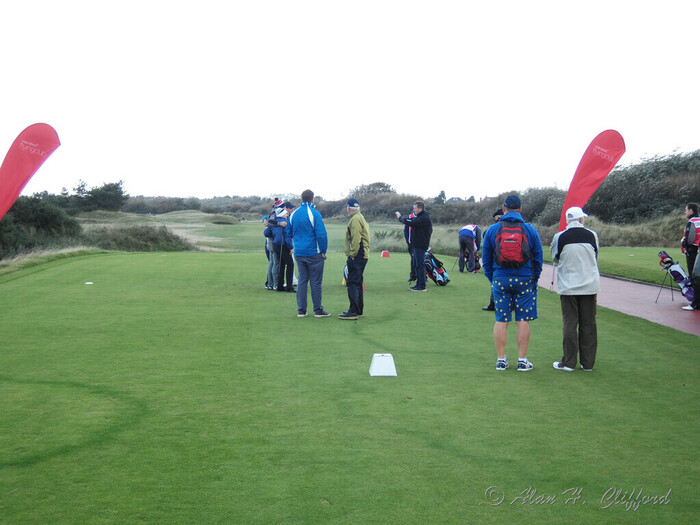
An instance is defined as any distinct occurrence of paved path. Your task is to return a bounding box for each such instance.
[538,264,700,337]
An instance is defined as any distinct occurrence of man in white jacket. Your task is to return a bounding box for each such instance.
[550,207,600,372]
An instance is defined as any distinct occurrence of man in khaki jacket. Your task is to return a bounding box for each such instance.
[340,198,370,320]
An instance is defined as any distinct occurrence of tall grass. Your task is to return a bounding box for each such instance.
[5,209,687,260]
[82,225,196,252]
[373,213,688,260]
[0,247,103,276]
[537,213,686,247]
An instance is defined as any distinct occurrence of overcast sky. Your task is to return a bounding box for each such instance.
[2,0,698,202]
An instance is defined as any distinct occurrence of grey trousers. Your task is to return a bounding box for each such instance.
[560,294,597,369]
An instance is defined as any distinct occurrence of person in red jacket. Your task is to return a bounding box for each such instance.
[682,203,699,277]
[682,203,700,311]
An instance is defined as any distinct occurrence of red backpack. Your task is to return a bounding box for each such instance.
[494,222,531,268]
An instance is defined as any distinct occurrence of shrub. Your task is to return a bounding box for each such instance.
[82,225,196,252]
[0,197,82,258]
[372,229,407,253]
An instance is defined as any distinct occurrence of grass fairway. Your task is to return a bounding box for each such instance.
[0,247,698,523]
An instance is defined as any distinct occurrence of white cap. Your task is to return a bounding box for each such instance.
[566,206,588,222]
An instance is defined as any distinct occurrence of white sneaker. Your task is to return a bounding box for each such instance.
[517,359,534,371]
[553,361,574,372]
[682,305,696,311]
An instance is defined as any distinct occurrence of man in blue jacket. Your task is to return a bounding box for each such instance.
[482,195,543,371]
[288,189,330,317]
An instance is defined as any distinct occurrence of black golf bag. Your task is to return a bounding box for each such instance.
[658,250,694,301]
[473,252,481,271]
[425,251,450,286]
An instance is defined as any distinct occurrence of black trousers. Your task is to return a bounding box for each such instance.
[459,237,477,272]
[560,294,597,369]
[346,256,367,315]
[692,252,700,309]
[277,248,294,291]
[686,248,697,280]
[407,243,416,281]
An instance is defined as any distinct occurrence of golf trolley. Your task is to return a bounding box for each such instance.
[655,251,694,303]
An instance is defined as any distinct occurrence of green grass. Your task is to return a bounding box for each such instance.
[0,244,697,523]
[73,211,691,286]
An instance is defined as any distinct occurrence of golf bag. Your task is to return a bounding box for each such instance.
[473,252,481,271]
[658,250,694,301]
[425,251,450,286]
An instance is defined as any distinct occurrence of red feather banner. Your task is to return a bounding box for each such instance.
[0,123,61,221]
[558,130,626,231]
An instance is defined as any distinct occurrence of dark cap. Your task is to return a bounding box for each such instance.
[283,201,295,209]
[504,195,521,209]
[346,198,360,209]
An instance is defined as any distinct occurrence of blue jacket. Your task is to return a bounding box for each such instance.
[288,202,327,256]
[269,223,285,246]
[482,212,543,282]
[282,220,294,250]
[263,216,272,238]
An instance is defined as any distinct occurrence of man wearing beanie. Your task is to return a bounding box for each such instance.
[339,198,370,320]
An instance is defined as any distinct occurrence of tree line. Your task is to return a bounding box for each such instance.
[0,150,697,258]
[117,150,699,226]
[319,150,700,226]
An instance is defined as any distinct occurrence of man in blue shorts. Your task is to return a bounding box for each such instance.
[482,195,543,371]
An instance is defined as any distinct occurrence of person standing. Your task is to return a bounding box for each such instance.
[482,195,543,371]
[681,203,699,278]
[685,251,700,311]
[276,202,296,292]
[267,206,287,291]
[396,201,432,292]
[482,208,504,311]
[288,189,330,318]
[458,223,482,273]
[550,207,600,372]
[262,216,276,290]
[262,198,286,290]
[339,198,370,320]
[403,211,417,283]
